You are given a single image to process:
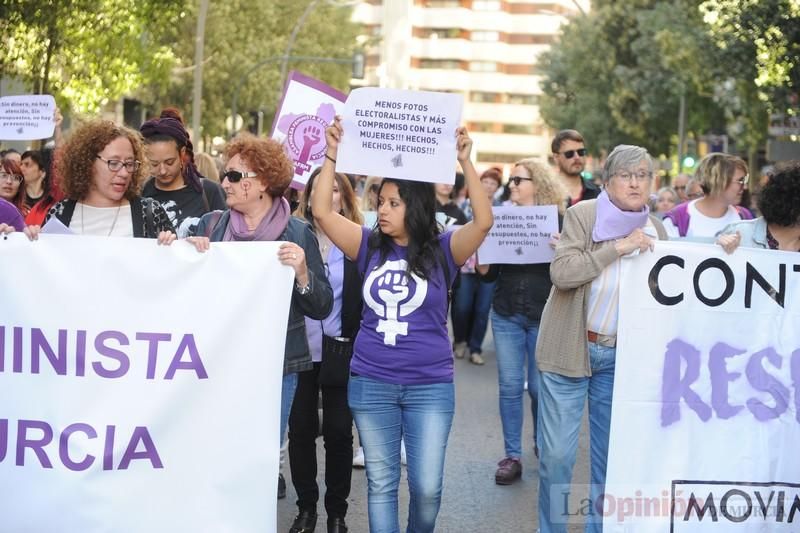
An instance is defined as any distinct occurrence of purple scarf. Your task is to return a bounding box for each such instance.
[224,197,291,242]
[592,190,650,242]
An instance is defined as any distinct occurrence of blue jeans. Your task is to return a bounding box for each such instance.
[491,310,540,459]
[349,375,455,533]
[538,342,616,533]
[452,273,495,354]
[280,372,299,447]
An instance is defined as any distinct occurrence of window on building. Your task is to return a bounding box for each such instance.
[502,124,536,135]
[470,122,496,133]
[429,27,462,39]
[470,91,500,103]
[506,93,539,105]
[473,0,501,10]
[469,61,498,72]
[425,0,462,7]
[478,152,523,164]
[419,59,462,69]
[471,31,499,42]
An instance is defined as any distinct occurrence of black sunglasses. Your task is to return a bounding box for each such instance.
[222,169,258,183]
[559,148,587,159]
[509,176,533,186]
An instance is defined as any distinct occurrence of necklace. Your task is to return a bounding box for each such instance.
[81,201,122,236]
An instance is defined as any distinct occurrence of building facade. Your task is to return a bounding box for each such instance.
[351,0,588,172]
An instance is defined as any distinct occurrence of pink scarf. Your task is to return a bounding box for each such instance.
[224,197,291,242]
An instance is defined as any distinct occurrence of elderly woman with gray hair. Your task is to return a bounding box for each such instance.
[535,145,668,533]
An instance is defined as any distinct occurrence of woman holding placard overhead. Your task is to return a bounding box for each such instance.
[312,116,493,533]
[476,159,566,486]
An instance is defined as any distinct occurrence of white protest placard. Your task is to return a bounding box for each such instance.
[271,71,347,189]
[0,234,293,533]
[477,205,558,264]
[598,241,800,532]
[0,94,56,140]
[337,87,463,184]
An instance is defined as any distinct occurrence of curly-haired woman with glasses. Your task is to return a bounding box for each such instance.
[39,120,175,240]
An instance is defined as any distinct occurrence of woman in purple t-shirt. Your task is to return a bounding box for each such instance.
[312,116,494,532]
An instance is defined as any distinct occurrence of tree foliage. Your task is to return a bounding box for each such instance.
[538,0,799,160]
[143,0,361,140]
[539,0,724,158]
[0,0,185,114]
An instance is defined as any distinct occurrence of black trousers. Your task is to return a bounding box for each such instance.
[288,362,353,518]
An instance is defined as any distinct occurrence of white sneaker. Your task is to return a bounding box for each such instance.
[453,341,467,359]
[400,439,407,466]
[352,446,365,468]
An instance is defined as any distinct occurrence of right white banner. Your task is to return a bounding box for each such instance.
[603,241,800,532]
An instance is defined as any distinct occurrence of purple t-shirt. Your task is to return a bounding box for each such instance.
[351,227,458,385]
[0,198,24,232]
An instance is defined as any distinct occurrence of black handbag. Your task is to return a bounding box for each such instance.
[318,334,353,387]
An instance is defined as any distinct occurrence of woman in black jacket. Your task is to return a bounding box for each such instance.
[477,158,566,486]
[286,168,364,533]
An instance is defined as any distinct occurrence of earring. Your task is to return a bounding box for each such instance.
[244,189,248,199]
[259,192,263,200]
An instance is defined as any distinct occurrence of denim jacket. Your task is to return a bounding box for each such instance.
[195,210,333,374]
[719,217,769,249]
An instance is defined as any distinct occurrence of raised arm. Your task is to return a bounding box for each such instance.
[311,116,363,260]
[450,127,493,265]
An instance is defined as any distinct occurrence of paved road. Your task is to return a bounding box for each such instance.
[278,328,592,532]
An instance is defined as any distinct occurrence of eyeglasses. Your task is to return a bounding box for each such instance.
[558,148,587,159]
[222,169,259,183]
[614,170,652,183]
[96,155,140,173]
[674,186,686,192]
[0,172,22,182]
[735,175,749,187]
[509,176,533,186]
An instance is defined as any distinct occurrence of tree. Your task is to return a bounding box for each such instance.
[538,0,726,159]
[700,0,800,171]
[142,0,361,142]
[0,0,186,114]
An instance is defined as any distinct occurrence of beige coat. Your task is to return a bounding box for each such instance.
[535,200,667,378]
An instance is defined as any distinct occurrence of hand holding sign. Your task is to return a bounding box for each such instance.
[456,126,473,163]
[336,87,463,184]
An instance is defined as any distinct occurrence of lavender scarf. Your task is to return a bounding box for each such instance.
[591,190,650,242]
[224,197,291,242]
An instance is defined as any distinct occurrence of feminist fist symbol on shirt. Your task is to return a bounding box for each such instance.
[364,260,428,346]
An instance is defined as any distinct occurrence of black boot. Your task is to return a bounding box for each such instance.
[289,509,317,533]
[277,474,286,500]
[327,517,348,533]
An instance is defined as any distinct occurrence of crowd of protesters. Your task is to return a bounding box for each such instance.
[3,101,798,533]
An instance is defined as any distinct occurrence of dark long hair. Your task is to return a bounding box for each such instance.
[367,178,444,281]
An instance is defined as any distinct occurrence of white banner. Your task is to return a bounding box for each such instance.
[336,87,463,184]
[0,233,293,532]
[271,71,347,189]
[0,94,56,140]
[603,241,800,532]
[477,205,558,264]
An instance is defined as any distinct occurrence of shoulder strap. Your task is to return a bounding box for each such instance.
[735,205,753,220]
